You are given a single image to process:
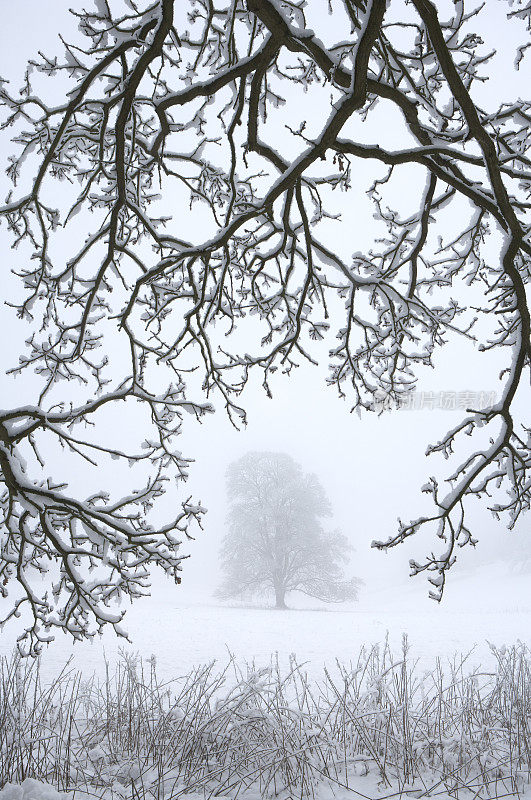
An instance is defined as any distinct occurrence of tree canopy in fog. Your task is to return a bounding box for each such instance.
[217,452,361,608]
[0,0,530,651]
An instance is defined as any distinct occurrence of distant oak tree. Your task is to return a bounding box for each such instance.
[0,0,530,651]
[217,452,361,608]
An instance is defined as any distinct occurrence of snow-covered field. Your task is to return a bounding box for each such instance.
[1,562,530,800]
[0,561,529,683]
[1,616,531,800]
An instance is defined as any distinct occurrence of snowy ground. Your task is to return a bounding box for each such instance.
[0,560,529,683]
[2,773,530,800]
[1,561,530,800]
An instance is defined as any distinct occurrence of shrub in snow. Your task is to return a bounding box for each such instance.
[0,643,530,799]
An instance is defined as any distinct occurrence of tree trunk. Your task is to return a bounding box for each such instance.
[274,585,287,609]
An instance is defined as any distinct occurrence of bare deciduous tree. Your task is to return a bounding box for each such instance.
[217,452,361,608]
[0,0,530,650]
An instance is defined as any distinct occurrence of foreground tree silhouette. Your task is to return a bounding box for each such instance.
[217,452,361,608]
[0,0,530,651]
